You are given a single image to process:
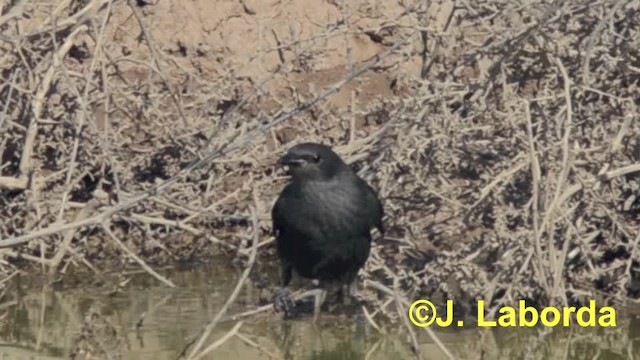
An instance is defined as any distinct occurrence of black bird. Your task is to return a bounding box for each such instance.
[271,142,384,321]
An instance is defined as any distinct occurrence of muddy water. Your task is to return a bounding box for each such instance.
[0,260,638,359]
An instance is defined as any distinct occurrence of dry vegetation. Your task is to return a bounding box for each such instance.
[1,0,640,355]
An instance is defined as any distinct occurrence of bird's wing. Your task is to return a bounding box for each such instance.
[271,194,285,237]
[271,183,301,237]
[362,180,385,235]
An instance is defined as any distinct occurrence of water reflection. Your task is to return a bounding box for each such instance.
[0,260,637,359]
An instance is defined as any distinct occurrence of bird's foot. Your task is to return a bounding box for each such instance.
[274,287,295,317]
[309,288,327,323]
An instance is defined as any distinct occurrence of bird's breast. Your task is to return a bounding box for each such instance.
[289,179,370,237]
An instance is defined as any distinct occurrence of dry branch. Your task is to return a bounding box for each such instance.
[0,1,638,351]
[0,31,416,249]
[184,192,261,359]
[102,224,175,287]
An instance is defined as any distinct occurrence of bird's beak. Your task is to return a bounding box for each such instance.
[278,153,305,166]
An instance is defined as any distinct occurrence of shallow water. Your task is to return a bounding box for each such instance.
[0,260,638,360]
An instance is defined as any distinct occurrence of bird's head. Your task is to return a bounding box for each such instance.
[278,143,347,181]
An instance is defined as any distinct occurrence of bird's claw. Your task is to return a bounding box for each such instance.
[274,287,295,316]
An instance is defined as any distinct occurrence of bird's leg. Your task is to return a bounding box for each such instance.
[339,277,361,306]
[347,277,364,306]
[347,277,368,334]
[274,262,295,317]
[339,282,349,306]
[309,283,327,323]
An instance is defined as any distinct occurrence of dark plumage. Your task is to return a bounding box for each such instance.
[271,142,384,320]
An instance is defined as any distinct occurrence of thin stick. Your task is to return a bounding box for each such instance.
[49,198,102,274]
[365,279,455,360]
[0,32,416,248]
[101,224,175,287]
[235,332,284,360]
[0,68,19,131]
[601,163,640,181]
[365,338,384,360]
[56,0,113,221]
[524,100,548,288]
[185,192,261,359]
[467,157,529,211]
[133,294,173,330]
[0,0,109,41]
[362,305,384,334]
[191,322,243,360]
[0,24,88,191]
[225,289,327,321]
[392,277,422,359]
[0,271,20,286]
[610,107,634,153]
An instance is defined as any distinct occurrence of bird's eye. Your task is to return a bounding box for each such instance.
[312,154,321,162]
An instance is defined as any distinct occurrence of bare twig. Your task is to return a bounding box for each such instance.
[184,191,261,359]
[601,164,640,181]
[365,280,455,360]
[101,224,175,287]
[0,32,416,248]
[0,24,88,191]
